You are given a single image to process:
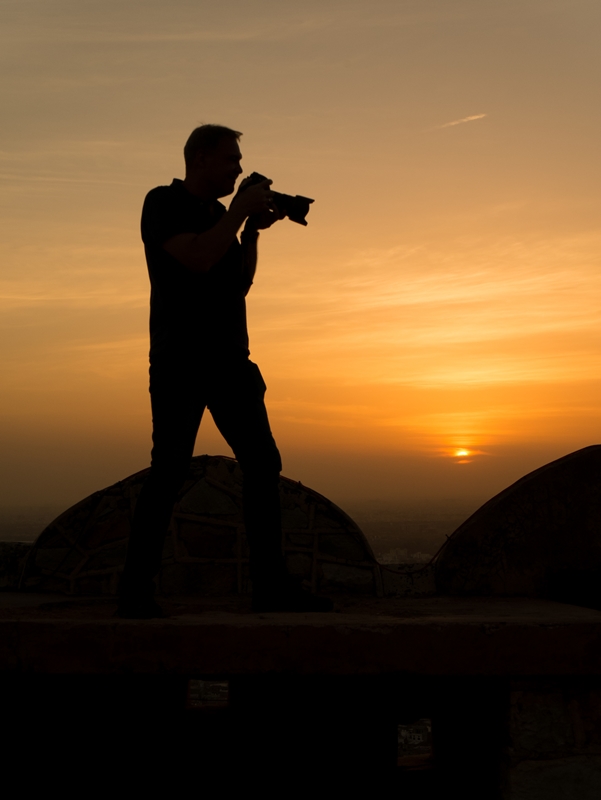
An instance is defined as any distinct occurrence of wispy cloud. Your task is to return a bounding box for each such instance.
[0,12,334,46]
[0,2,475,47]
[440,113,487,129]
[250,234,601,387]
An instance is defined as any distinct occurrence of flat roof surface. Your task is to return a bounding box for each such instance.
[1,593,601,676]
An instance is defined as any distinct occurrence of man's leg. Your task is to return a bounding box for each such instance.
[207,359,285,586]
[208,359,332,611]
[118,364,206,616]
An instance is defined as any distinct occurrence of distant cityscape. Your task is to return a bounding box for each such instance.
[0,506,62,543]
[347,499,479,563]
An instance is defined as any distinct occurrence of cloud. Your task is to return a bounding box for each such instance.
[439,114,487,129]
[248,234,601,387]
[0,6,335,46]
[0,1,480,47]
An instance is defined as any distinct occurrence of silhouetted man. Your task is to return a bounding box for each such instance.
[118,124,332,617]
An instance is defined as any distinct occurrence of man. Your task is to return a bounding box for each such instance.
[118,124,332,617]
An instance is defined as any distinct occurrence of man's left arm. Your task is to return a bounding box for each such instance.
[240,207,286,295]
[240,225,259,295]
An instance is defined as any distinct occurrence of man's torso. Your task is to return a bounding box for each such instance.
[141,179,249,364]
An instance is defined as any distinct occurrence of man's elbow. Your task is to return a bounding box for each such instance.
[173,253,213,273]
[182,255,213,273]
[163,239,213,272]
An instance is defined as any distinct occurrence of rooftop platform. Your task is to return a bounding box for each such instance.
[2,592,601,676]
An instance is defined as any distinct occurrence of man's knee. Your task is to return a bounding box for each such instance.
[238,441,282,477]
[148,449,193,491]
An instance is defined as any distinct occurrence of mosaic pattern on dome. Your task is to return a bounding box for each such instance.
[21,455,381,596]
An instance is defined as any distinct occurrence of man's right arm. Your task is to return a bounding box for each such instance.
[162,181,273,273]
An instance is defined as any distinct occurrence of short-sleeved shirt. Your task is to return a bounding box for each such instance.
[141,179,250,364]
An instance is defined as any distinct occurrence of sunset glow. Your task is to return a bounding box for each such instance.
[1,0,600,508]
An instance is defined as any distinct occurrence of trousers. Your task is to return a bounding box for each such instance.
[120,355,284,599]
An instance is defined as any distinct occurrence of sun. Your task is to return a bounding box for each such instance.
[454,448,470,457]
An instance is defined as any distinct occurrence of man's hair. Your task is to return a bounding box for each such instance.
[184,124,242,169]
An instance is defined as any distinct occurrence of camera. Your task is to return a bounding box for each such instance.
[244,172,314,226]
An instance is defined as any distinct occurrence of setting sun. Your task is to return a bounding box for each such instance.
[455,449,471,458]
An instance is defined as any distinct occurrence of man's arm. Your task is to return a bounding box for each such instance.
[239,207,287,293]
[240,226,259,294]
[163,181,273,273]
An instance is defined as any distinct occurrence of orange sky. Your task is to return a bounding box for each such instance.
[1,0,600,508]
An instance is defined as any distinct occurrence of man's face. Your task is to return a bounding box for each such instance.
[196,138,243,198]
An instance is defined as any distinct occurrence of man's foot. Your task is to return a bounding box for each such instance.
[116,598,163,619]
[252,583,334,613]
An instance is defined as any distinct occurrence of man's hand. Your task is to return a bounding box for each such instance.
[163,177,284,274]
[245,205,287,231]
[230,178,274,219]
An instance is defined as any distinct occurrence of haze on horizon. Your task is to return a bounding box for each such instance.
[1,0,600,512]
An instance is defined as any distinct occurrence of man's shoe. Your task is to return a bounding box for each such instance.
[252,583,334,613]
[116,598,163,619]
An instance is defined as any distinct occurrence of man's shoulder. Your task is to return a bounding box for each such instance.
[143,180,185,210]
[141,182,189,246]
[141,180,216,246]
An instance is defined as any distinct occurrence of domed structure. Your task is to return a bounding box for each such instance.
[21,455,382,596]
[435,445,601,604]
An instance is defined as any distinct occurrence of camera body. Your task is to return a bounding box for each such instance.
[245,172,314,226]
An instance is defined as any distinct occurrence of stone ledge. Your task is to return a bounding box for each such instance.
[2,594,601,676]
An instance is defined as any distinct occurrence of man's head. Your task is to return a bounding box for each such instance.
[183,124,243,199]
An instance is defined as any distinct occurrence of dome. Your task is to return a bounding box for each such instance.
[435,445,601,602]
[21,455,381,596]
